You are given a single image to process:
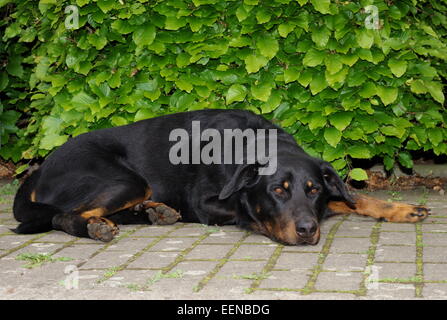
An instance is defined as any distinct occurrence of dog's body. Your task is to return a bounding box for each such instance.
[13,109,429,244]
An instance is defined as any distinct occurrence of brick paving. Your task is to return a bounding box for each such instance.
[0,183,446,300]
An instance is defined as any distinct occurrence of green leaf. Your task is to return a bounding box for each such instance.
[226,84,247,105]
[97,0,114,13]
[349,168,368,181]
[284,67,301,84]
[133,24,156,47]
[424,81,445,104]
[251,82,273,102]
[278,23,295,37]
[325,55,343,74]
[303,49,326,67]
[308,112,327,130]
[40,134,68,150]
[427,128,443,146]
[356,29,374,49]
[328,112,353,131]
[297,69,314,87]
[311,26,331,47]
[348,145,371,159]
[135,109,156,122]
[376,86,398,106]
[261,91,282,114]
[310,0,331,14]
[309,72,328,95]
[387,58,407,77]
[6,56,23,78]
[257,35,279,59]
[244,54,269,73]
[398,152,413,169]
[358,82,377,98]
[409,80,427,94]
[0,72,8,91]
[324,127,342,147]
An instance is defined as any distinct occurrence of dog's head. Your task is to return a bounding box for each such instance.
[218,154,355,245]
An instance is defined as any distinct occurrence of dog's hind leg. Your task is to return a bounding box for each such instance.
[52,184,152,242]
[327,194,430,223]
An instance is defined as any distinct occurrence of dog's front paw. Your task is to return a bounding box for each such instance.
[87,217,119,242]
[146,203,181,225]
[385,205,431,223]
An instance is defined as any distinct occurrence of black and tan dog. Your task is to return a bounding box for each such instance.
[13,109,430,245]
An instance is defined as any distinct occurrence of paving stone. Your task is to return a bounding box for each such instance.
[258,270,310,289]
[323,253,367,272]
[379,232,416,246]
[127,251,180,269]
[315,271,363,291]
[242,233,276,244]
[186,244,234,260]
[335,222,374,237]
[421,224,447,233]
[422,233,447,246]
[80,250,136,269]
[423,264,447,281]
[282,240,325,253]
[423,283,447,299]
[146,237,200,252]
[230,244,276,260]
[36,231,80,243]
[380,223,417,232]
[101,269,159,289]
[131,225,178,237]
[52,244,104,263]
[216,260,266,277]
[106,237,155,252]
[366,283,416,299]
[275,253,319,270]
[371,262,416,280]
[199,278,252,295]
[375,245,416,262]
[329,237,371,254]
[423,247,447,263]
[202,230,245,244]
[0,235,36,250]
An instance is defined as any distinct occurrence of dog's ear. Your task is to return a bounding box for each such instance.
[218,163,262,200]
[320,161,356,206]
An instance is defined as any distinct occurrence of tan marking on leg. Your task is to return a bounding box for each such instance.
[328,194,430,223]
[30,190,36,202]
[80,208,106,219]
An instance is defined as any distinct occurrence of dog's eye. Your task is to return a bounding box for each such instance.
[309,188,319,195]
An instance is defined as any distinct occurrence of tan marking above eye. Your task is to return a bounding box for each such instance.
[283,181,289,189]
[306,180,313,188]
[274,187,284,194]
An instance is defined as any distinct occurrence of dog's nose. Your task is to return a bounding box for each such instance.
[296,219,318,238]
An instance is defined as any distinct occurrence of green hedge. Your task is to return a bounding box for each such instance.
[1,0,447,179]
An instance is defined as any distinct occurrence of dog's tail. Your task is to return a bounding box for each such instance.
[12,170,62,234]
